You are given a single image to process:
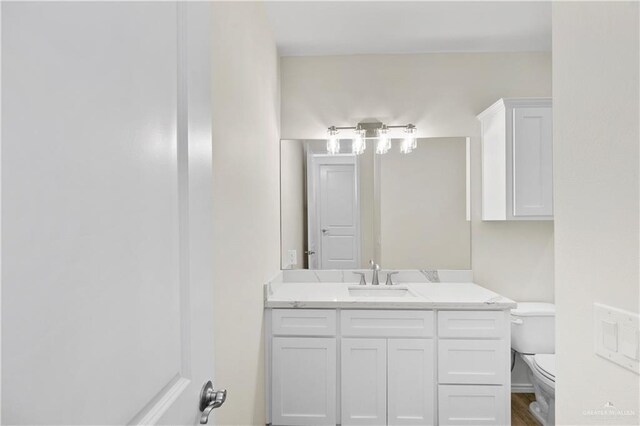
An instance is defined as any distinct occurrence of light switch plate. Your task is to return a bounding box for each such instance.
[287,250,297,268]
[602,320,618,351]
[620,324,639,360]
[594,303,639,374]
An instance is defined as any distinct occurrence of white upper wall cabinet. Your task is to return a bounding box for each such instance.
[478,98,553,221]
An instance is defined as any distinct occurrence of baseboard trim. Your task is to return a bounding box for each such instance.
[511,383,535,393]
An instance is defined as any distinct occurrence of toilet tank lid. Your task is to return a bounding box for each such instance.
[511,302,555,317]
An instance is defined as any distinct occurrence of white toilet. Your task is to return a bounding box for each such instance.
[511,302,556,425]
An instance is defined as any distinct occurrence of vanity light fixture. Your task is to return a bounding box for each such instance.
[325,121,417,155]
[400,124,417,154]
[376,125,391,154]
[352,127,366,155]
[326,126,340,155]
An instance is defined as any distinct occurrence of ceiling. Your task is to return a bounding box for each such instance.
[265,1,551,56]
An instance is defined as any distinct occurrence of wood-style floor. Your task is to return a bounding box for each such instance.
[512,393,540,426]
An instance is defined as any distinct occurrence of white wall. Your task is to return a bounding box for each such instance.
[553,3,640,424]
[281,53,554,302]
[211,3,280,425]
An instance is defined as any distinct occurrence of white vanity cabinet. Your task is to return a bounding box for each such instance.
[341,338,435,426]
[267,308,510,426]
[340,310,435,426]
[436,311,510,425]
[270,310,337,426]
[478,98,553,221]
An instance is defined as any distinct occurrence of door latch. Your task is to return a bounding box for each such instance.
[199,380,227,424]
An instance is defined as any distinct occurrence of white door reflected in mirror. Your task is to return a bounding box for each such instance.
[280,138,471,271]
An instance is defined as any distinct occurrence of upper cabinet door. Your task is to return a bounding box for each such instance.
[478,98,553,221]
[512,106,554,217]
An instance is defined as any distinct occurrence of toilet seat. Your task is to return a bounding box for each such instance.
[533,354,556,383]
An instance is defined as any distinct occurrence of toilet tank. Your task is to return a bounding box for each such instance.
[511,302,555,354]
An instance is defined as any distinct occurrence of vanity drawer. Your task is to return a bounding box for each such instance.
[272,309,337,336]
[438,311,506,339]
[438,339,506,385]
[438,385,506,425]
[341,310,434,337]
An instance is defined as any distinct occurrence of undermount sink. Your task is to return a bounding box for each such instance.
[348,286,415,298]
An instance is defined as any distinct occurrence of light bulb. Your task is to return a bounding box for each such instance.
[352,129,366,155]
[326,127,340,154]
[376,126,391,154]
[400,125,417,154]
[400,138,413,154]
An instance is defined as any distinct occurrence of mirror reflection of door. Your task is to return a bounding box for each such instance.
[280,137,471,271]
[308,154,361,269]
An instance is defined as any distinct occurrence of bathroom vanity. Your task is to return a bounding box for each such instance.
[274,135,515,425]
[264,274,516,426]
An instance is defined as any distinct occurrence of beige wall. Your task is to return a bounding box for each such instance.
[212,3,280,425]
[553,2,640,424]
[281,53,554,302]
[359,142,376,267]
[280,141,305,268]
[380,137,471,269]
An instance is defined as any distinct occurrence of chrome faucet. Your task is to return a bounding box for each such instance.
[352,272,367,286]
[369,260,380,286]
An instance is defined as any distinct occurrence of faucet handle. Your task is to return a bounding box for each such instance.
[385,271,399,286]
[352,272,367,286]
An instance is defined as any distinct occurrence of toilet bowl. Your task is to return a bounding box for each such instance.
[521,353,556,425]
[511,302,556,425]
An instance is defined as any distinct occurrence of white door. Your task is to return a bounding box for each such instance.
[2,2,219,425]
[271,337,337,426]
[308,155,360,269]
[387,339,435,426]
[341,338,387,426]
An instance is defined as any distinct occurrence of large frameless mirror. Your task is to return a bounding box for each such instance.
[280,137,471,270]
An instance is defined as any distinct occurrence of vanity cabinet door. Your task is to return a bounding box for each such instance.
[387,339,435,426]
[438,339,505,385]
[341,338,387,426]
[272,337,336,426]
[438,385,506,425]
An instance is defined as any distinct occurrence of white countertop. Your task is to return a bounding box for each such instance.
[264,281,516,310]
